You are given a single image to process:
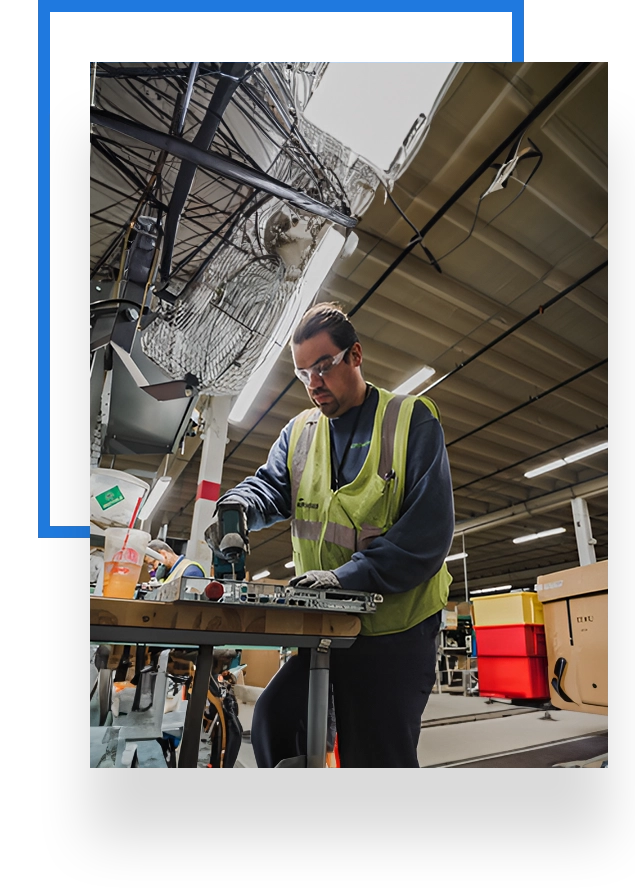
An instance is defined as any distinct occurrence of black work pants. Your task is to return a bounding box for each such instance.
[251,610,441,768]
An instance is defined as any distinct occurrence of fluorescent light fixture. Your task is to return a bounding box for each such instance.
[303,63,456,170]
[524,458,566,478]
[284,561,295,569]
[524,442,608,478]
[138,476,172,521]
[393,365,435,395]
[512,527,566,544]
[566,442,609,462]
[471,584,512,595]
[252,570,271,581]
[228,226,345,424]
[445,552,468,562]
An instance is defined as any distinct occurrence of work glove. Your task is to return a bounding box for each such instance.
[288,570,340,589]
[204,498,249,556]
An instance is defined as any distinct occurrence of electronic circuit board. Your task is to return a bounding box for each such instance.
[152,576,382,613]
[219,579,382,612]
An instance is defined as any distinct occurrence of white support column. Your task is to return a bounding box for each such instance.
[461,532,469,601]
[570,496,597,565]
[186,396,232,574]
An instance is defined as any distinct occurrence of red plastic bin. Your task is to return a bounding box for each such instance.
[474,624,546,658]
[477,655,550,700]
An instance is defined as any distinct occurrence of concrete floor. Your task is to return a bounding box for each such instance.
[417,693,607,767]
[228,690,608,769]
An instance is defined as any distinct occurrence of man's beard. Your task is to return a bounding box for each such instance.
[311,389,340,417]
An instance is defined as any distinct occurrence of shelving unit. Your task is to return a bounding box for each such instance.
[435,617,478,695]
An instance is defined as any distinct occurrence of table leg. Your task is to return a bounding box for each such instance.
[131,644,147,711]
[178,644,214,768]
[275,644,331,768]
[306,646,330,768]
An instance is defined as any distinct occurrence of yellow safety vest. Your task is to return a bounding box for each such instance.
[287,385,452,636]
[166,556,205,582]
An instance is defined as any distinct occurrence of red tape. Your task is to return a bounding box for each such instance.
[196,480,221,502]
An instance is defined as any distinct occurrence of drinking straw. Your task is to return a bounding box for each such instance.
[121,495,143,551]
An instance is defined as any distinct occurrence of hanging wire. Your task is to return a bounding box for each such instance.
[462,533,469,602]
[412,145,543,268]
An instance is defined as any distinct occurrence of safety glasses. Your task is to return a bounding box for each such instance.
[294,346,351,386]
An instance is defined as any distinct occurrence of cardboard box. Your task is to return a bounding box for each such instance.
[241,648,282,688]
[442,607,458,629]
[536,560,608,602]
[535,561,607,716]
[441,603,459,628]
[104,644,145,671]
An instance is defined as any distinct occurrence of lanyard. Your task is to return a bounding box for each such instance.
[330,384,371,490]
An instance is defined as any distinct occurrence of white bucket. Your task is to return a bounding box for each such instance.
[91,468,150,529]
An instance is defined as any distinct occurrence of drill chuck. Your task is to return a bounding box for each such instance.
[219,532,247,564]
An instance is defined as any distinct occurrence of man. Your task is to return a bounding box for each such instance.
[206,303,454,768]
[146,540,205,582]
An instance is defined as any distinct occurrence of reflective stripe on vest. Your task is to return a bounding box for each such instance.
[290,408,320,510]
[168,557,205,582]
[378,392,407,480]
[291,519,358,551]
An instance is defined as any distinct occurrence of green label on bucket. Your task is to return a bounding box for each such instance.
[95,485,125,511]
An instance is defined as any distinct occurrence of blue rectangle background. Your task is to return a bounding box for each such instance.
[36,0,525,538]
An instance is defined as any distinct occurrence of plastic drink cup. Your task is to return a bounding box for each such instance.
[102,527,151,599]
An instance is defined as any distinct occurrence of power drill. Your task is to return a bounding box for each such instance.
[213,502,249,581]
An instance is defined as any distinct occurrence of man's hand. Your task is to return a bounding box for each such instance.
[204,499,249,555]
[288,570,341,589]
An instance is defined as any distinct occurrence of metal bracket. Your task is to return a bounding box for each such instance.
[317,638,332,654]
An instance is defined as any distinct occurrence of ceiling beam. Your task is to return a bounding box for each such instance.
[454,475,608,536]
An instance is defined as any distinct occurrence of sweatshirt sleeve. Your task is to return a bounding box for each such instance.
[333,400,455,595]
[182,563,205,578]
[218,419,295,530]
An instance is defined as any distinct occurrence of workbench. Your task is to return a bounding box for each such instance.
[90,596,361,768]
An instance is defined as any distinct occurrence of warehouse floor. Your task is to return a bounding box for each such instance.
[227,690,608,769]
